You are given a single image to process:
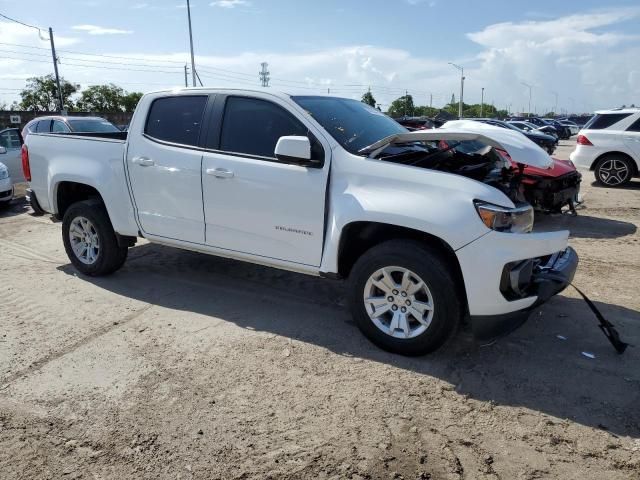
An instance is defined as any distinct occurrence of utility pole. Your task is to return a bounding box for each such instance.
[48,27,64,113]
[448,62,464,118]
[429,93,432,109]
[186,0,196,87]
[184,64,188,87]
[480,87,485,117]
[259,62,270,87]
[521,81,533,117]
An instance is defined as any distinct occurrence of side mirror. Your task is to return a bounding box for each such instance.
[0,146,6,154]
[274,136,321,167]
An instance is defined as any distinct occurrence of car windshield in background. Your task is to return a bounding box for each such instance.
[292,96,407,154]
[67,119,120,133]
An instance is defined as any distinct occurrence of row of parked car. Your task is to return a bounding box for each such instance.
[397,109,640,187]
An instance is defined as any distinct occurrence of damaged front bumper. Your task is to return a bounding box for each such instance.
[470,247,578,340]
[456,230,578,341]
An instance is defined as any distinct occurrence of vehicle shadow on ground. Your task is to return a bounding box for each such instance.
[535,213,637,239]
[57,243,640,438]
[590,180,640,191]
[0,195,31,219]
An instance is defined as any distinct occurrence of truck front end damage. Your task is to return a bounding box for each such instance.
[455,229,578,340]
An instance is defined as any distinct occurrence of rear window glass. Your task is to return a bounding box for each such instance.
[145,96,207,146]
[583,113,632,130]
[67,119,119,133]
[626,117,640,132]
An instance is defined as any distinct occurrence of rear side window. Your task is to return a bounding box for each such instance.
[145,96,207,146]
[220,96,308,158]
[626,117,640,132]
[583,113,632,130]
[36,120,51,133]
[52,121,70,133]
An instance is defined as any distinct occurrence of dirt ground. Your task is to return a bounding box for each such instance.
[1,141,639,479]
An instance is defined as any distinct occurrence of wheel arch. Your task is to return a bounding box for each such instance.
[335,221,468,312]
[591,151,639,176]
[54,181,105,219]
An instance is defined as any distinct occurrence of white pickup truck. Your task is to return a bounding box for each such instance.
[23,89,577,355]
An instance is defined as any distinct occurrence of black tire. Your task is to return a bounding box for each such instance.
[62,200,128,276]
[28,190,45,216]
[348,240,462,356]
[594,154,633,187]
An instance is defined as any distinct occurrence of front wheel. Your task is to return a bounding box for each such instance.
[594,155,633,187]
[348,240,462,356]
[62,200,128,276]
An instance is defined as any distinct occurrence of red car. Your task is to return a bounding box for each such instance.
[438,139,581,213]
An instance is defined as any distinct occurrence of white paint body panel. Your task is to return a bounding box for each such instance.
[26,88,572,318]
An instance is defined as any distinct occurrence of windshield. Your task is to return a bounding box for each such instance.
[292,96,407,154]
[67,119,120,133]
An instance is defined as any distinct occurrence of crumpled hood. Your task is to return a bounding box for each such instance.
[361,120,553,169]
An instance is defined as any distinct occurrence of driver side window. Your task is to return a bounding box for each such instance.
[219,96,315,160]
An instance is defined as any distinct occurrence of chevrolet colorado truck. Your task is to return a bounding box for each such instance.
[23,89,578,355]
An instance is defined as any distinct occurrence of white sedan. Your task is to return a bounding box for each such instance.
[0,156,13,207]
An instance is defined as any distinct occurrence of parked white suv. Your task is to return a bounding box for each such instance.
[570,108,640,187]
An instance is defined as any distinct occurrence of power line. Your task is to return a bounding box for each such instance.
[0,12,45,33]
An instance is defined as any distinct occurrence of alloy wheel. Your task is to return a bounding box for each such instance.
[598,159,630,186]
[363,266,434,339]
[69,216,100,264]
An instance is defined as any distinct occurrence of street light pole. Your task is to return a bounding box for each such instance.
[521,81,533,117]
[448,62,464,118]
[186,0,196,87]
[481,87,484,117]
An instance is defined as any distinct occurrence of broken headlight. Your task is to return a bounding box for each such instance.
[474,201,534,233]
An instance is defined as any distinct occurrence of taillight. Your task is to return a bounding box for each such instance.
[21,144,31,181]
[577,134,593,146]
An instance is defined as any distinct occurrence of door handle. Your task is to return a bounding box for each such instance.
[132,156,155,167]
[206,168,234,178]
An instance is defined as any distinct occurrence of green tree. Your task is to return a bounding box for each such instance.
[19,74,79,112]
[387,94,415,117]
[121,91,143,112]
[361,90,376,107]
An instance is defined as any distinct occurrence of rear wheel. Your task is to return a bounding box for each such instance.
[348,240,462,356]
[62,200,128,276]
[594,155,633,187]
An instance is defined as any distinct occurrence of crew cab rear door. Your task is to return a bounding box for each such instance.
[126,94,209,244]
[200,94,330,267]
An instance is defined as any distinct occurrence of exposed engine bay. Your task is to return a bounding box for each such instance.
[378,141,529,205]
[378,139,581,213]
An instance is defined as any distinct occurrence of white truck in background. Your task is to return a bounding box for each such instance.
[23,88,577,355]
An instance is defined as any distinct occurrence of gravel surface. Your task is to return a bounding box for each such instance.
[1,140,639,479]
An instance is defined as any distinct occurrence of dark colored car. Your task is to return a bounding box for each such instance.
[393,117,436,131]
[542,118,572,139]
[472,118,557,154]
[22,116,120,140]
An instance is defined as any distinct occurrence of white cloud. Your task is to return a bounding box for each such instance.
[210,0,250,8]
[463,7,640,113]
[72,24,133,35]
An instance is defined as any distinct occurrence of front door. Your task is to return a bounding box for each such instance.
[126,95,209,244]
[201,95,330,267]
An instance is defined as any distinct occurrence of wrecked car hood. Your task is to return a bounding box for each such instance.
[361,120,553,169]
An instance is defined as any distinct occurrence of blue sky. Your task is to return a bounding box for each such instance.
[1,0,639,113]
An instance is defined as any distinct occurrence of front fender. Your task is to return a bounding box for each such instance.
[319,156,507,274]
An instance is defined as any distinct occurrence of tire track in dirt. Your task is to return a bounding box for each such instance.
[0,304,153,390]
